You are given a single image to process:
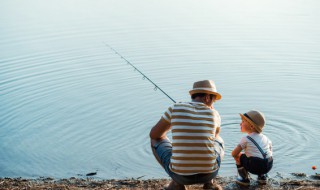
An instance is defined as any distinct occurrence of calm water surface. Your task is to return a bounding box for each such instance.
[1,0,320,179]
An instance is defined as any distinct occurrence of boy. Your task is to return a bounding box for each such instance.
[231,110,273,186]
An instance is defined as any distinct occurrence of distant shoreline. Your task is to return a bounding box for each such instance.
[1,173,319,189]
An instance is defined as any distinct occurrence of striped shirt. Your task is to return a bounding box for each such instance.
[162,102,221,175]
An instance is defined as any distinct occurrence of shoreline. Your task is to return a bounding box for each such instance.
[1,173,320,189]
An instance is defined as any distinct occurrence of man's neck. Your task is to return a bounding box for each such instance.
[192,97,205,104]
[192,98,213,108]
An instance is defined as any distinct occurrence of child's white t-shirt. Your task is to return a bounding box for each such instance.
[239,132,272,159]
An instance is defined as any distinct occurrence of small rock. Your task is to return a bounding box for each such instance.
[86,172,97,176]
[311,174,320,180]
[291,173,306,177]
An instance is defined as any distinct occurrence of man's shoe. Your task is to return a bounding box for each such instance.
[203,180,222,190]
[163,180,187,190]
[257,174,267,185]
[236,176,250,186]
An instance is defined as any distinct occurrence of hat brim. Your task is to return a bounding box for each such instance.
[239,113,262,133]
[189,90,222,100]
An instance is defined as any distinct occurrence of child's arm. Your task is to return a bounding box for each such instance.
[269,140,273,152]
[231,145,243,165]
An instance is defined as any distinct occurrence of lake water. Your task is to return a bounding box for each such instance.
[1,0,320,179]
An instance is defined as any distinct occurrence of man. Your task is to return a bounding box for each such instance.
[150,80,224,190]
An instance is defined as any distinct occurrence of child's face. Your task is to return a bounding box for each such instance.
[240,119,252,133]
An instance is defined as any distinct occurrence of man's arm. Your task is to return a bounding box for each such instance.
[215,126,220,137]
[149,117,171,140]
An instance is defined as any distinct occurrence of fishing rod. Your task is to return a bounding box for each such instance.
[104,43,176,103]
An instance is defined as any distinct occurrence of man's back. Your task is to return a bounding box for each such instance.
[162,102,221,175]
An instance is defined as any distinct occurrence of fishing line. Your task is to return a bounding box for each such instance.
[104,43,176,103]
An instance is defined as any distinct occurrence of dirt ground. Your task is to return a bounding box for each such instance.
[1,174,320,190]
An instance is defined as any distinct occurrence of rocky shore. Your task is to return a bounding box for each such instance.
[0,173,320,190]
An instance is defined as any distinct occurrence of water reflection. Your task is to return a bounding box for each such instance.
[0,0,320,179]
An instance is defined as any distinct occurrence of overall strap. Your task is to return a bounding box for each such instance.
[247,136,267,159]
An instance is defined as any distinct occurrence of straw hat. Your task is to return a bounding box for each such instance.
[189,80,222,100]
[240,110,265,133]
